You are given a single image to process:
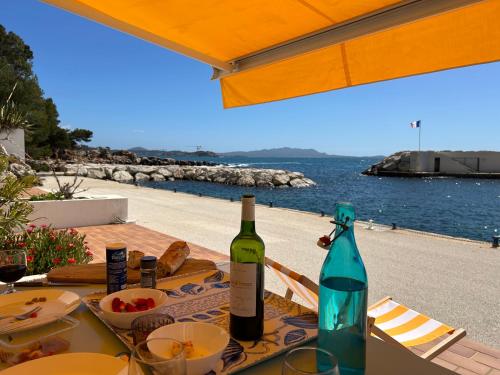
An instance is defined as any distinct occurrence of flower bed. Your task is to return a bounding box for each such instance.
[0,224,93,275]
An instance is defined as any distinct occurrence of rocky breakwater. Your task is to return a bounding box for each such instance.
[64,163,316,188]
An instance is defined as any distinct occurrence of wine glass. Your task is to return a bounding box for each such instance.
[282,347,340,375]
[129,338,187,375]
[0,250,27,294]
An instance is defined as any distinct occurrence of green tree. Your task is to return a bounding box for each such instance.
[69,128,93,146]
[0,24,92,159]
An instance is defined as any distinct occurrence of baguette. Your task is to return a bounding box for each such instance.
[157,241,190,277]
[127,250,144,269]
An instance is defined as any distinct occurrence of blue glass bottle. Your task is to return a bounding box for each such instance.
[318,202,368,375]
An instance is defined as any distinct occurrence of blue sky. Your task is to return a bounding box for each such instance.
[1,1,499,156]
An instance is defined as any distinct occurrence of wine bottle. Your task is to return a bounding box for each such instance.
[318,202,368,375]
[230,194,265,341]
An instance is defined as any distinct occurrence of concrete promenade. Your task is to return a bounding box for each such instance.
[40,176,500,348]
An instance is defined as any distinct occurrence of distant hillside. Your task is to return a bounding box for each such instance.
[128,147,219,158]
[219,147,340,158]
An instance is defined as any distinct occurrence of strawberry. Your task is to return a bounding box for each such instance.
[119,301,126,312]
[112,297,121,310]
[125,303,137,312]
[30,312,38,318]
[146,298,155,309]
[134,298,147,306]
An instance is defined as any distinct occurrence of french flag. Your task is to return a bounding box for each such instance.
[410,120,421,128]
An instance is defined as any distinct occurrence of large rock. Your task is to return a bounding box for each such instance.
[237,175,255,186]
[9,163,35,178]
[287,171,304,180]
[64,165,88,177]
[112,170,133,183]
[157,168,173,178]
[103,166,115,179]
[254,172,273,187]
[172,168,184,179]
[128,165,158,175]
[150,173,165,182]
[183,168,196,180]
[272,173,290,186]
[87,167,106,179]
[134,172,150,182]
[302,177,316,186]
[289,178,310,188]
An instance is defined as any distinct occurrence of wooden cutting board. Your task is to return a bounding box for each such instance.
[47,258,216,284]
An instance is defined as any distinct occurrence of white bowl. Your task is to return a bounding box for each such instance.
[148,322,230,375]
[99,288,168,329]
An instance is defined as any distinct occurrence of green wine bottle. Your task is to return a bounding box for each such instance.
[230,194,265,341]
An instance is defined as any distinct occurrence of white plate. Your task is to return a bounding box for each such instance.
[1,352,127,375]
[0,289,80,334]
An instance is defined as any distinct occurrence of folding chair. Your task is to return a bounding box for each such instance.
[265,257,318,310]
[266,258,466,361]
[368,296,466,360]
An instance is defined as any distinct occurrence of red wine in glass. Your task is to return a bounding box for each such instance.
[0,265,28,283]
[0,250,27,294]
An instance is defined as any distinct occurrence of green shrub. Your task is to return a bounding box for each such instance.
[29,192,64,201]
[1,225,93,275]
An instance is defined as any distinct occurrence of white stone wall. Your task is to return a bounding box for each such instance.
[410,151,500,173]
[0,129,25,161]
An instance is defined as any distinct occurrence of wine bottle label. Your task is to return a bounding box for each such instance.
[241,196,255,221]
[230,262,257,317]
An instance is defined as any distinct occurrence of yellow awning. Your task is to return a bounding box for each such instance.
[44,0,500,108]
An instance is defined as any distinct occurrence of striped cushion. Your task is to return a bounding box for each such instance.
[368,299,454,347]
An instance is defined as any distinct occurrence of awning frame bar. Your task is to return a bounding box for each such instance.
[213,0,484,79]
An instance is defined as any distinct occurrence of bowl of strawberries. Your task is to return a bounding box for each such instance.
[99,288,168,329]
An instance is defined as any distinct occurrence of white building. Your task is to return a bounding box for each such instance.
[0,129,25,161]
[410,151,500,174]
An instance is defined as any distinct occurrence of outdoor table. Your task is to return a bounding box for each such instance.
[15,281,455,375]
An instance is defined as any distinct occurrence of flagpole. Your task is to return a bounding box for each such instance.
[419,121,421,152]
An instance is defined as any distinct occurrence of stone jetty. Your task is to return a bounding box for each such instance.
[63,163,316,188]
[363,151,500,178]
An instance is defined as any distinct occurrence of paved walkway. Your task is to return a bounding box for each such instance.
[40,176,500,352]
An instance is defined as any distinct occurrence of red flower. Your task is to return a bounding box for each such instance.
[67,258,76,264]
[18,242,26,248]
[85,250,93,257]
[69,228,78,235]
[27,255,33,263]
[55,245,63,251]
[26,227,33,234]
[53,258,61,265]
[68,243,75,249]
[29,223,37,228]
[41,224,48,228]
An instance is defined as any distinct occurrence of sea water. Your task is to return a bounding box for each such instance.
[318,276,368,375]
[144,156,500,242]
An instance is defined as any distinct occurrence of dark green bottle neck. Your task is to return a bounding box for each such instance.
[240,220,256,234]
